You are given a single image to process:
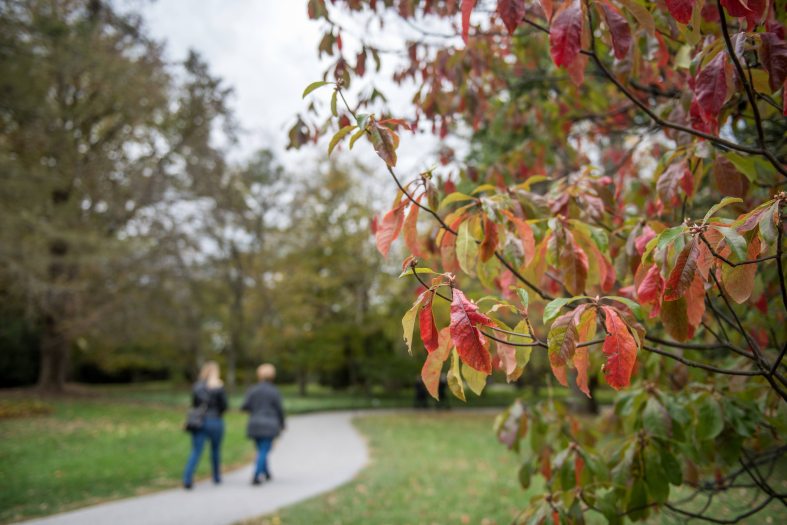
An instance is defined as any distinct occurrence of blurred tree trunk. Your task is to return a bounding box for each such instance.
[37,316,70,392]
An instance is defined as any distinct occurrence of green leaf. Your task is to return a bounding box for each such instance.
[696,395,724,441]
[456,220,478,276]
[302,80,331,98]
[461,362,487,395]
[518,461,533,489]
[626,479,649,520]
[355,113,371,130]
[516,288,529,312]
[656,226,686,252]
[716,226,747,261]
[543,296,586,325]
[725,152,778,185]
[330,89,338,117]
[642,397,671,439]
[644,446,669,503]
[702,197,742,224]
[758,203,778,244]
[397,267,436,279]
[438,192,476,210]
[328,125,357,156]
[660,448,683,485]
[603,296,644,321]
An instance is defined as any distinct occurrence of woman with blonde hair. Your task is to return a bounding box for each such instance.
[183,360,228,489]
[242,363,285,485]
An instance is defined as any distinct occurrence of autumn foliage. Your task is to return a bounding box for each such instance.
[301,0,786,522]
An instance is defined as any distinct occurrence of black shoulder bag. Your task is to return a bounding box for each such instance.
[184,397,208,432]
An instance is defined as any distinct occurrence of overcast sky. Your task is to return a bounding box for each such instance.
[140,0,451,178]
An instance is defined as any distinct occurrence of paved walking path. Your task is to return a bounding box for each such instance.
[18,411,369,525]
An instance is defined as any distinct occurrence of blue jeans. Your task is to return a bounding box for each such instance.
[254,437,274,479]
[183,416,224,485]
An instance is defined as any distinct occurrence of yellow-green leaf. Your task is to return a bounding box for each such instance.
[402,296,422,355]
[447,349,466,401]
[462,362,487,396]
[456,220,478,277]
[328,125,357,156]
[302,80,331,98]
[438,192,476,210]
[330,89,338,117]
[348,128,366,149]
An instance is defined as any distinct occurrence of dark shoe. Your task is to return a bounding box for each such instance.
[184,482,193,490]
[251,477,262,486]
[264,472,272,481]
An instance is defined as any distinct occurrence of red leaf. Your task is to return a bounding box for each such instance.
[664,0,694,24]
[574,452,585,486]
[760,32,787,92]
[713,156,749,198]
[634,226,656,256]
[599,1,631,60]
[601,306,638,390]
[664,238,700,301]
[461,0,476,44]
[403,200,423,257]
[573,305,597,397]
[694,52,730,129]
[370,122,399,167]
[686,272,706,328]
[539,0,554,21]
[375,205,405,257]
[661,298,695,341]
[559,230,589,295]
[657,160,691,206]
[479,216,499,262]
[450,289,494,373]
[505,212,536,264]
[565,53,588,86]
[497,0,525,35]
[721,0,766,26]
[637,263,665,317]
[549,0,583,68]
[421,327,452,399]
[722,236,760,303]
[574,346,590,396]
[496,341,518,376]
[419,294,440,353]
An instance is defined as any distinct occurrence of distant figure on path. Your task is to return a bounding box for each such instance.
[183,361,228,489]
[242,363,286,485]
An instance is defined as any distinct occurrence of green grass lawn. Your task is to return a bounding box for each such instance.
[0,399,252,524]
[241,412,541,525]
[242,413,785,525]
[0,381,548,524]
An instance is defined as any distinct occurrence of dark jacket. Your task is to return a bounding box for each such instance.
[241,382,285,439]
[192,382,228,419]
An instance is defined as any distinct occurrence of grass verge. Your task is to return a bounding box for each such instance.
[240,412,540,525]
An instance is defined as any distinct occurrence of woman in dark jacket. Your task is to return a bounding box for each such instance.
[242,363,285,485]
[183,361,228,489]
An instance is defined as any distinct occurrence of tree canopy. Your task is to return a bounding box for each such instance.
[301,0,787,522]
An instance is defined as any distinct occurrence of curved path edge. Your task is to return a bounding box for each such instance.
[16,411,369,525]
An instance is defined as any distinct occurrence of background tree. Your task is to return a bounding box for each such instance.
[0,1,233,391]
[302,0,787,522]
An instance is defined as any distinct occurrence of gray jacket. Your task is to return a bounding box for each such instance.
[241,382,285,439]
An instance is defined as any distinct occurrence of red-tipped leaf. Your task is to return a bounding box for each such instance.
[449,289,495,373]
